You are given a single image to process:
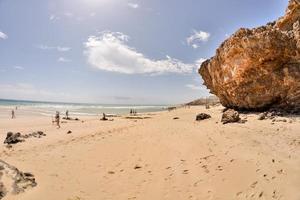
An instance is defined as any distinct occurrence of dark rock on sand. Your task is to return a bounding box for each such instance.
[0,182,6,200]
[258,112,267,120]
[134,165,142,169]
[4,131,46,146]
[199,0,300,113]
[221,109,240,124]
[0,160,37,199]
[196,113,211,121]
[67,130,72,134]
[62,117,80,121]
[23,131,46,139]
[4,132,23,145]
[258,110,286,120]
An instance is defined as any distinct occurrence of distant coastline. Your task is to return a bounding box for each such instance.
[0,98,168,116]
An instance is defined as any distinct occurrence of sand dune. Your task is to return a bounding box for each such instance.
[0,106,299,200]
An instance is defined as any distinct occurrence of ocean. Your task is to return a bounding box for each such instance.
[0,99,168,117]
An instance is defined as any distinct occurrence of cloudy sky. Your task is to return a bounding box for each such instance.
[0,0,288,104]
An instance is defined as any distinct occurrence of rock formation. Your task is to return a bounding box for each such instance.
[199,0,300,113]
[221,109,240,124]
[0,160,37,199]
[4,131,46,146]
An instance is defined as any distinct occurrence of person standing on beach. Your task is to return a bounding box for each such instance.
[66,110,69,119]
[55,111,60,128]
[11,109,15,119]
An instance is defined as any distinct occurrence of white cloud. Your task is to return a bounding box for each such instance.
[195,58,206,65]
[49,14,60,21]
[13,66,24,70]
[37,45,71,52]
[186,84,206,91]
[187,30,210,49]
[58,57,71,62]
[128,3,139,9]
[0,31,8,40]
[84,31,196,75]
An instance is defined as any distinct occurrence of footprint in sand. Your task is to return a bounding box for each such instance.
[250,181,258,188]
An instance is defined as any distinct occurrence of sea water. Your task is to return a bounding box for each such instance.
[0,99,168,117]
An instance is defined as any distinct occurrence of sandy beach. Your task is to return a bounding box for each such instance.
[1,0,299,199]
[1,105,299,200]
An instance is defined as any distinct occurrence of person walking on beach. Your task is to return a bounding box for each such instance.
[55,111,60,128]
[66,110,69,119]
[11,109,15,119]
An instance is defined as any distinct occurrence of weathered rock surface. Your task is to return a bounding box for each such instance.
[221,109,240,124]
[4,131,46,145]
[0,160,37,199]
[196,113,211,121]
[3,132,23,145]
[199,0,300,113]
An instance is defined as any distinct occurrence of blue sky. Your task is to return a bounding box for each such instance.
[0,0,288,104]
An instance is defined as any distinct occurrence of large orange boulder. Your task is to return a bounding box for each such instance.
[199,0,300,113]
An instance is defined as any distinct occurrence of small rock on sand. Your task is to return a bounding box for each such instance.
[196,113,211,121]
[134,165,142,169]
[258,112,267,120]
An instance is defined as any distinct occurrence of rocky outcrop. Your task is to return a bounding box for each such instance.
[0,160,37,199]
[199,0,300,113]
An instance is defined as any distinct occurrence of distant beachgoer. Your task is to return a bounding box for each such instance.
[15,106,18,110]
[101,113,108,121]
[55,111,60,128]
[11,110,15,119]
[130,109,133,115]
[66,110,69,119]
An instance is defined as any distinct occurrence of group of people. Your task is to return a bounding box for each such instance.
[53,110,69,129]
[130,109,137,115]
